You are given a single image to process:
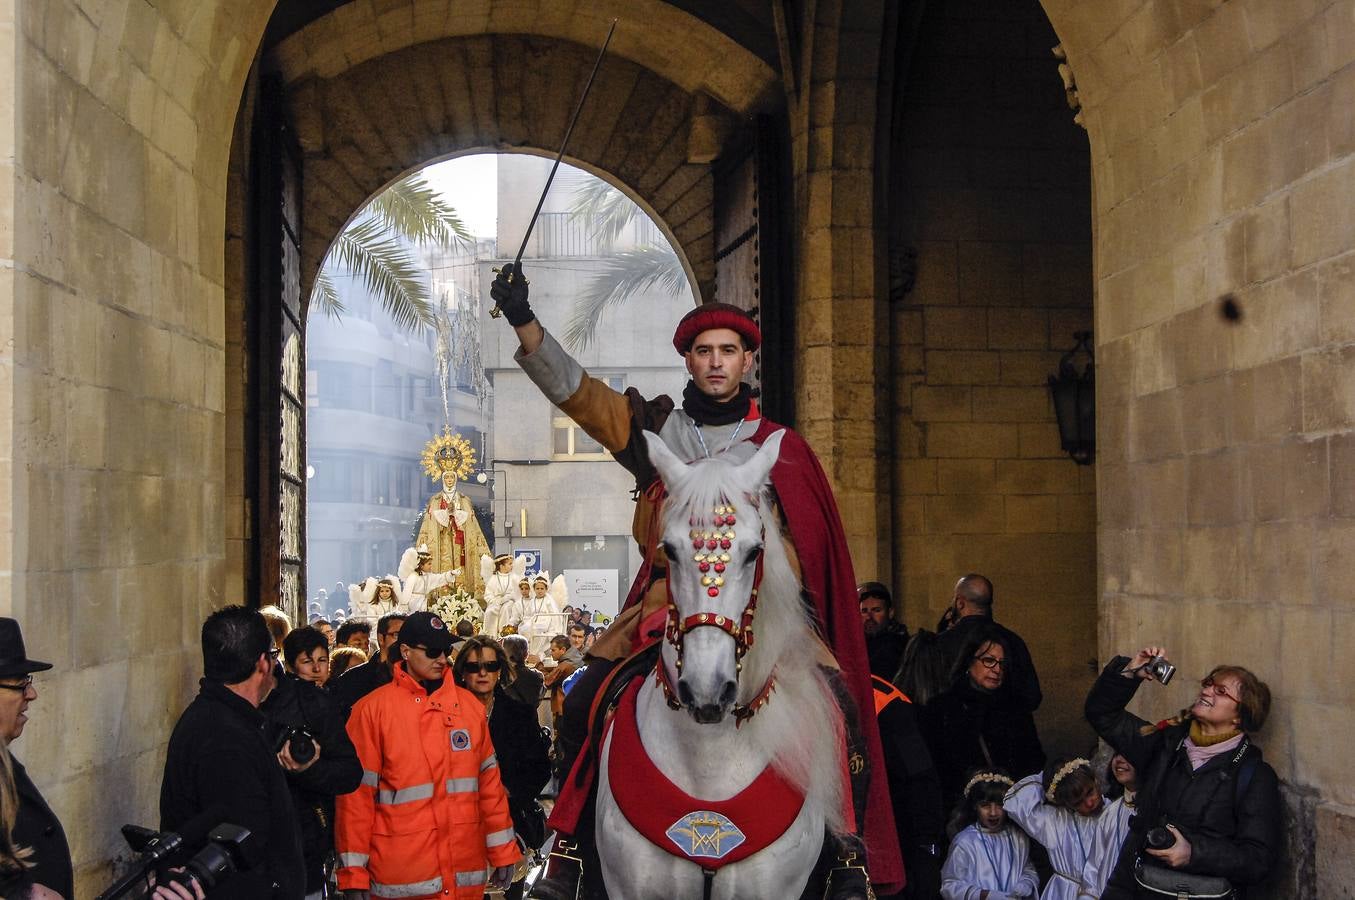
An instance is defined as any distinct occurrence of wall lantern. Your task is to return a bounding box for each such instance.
[1047,331,1095,465]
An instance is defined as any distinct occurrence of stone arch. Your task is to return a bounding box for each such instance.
[280,33,721,302]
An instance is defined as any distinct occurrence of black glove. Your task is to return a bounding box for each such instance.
[490,262,535,326]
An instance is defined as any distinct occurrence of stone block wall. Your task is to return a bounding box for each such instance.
[891,0,1096,755]
[5,3,270,893]
[1043,0,1355,893]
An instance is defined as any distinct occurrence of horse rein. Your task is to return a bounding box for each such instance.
[655,501,777,726]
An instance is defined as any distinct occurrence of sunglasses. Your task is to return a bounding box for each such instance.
[412,646,450,660]
[462,660,503,675]
[0,676,34,692]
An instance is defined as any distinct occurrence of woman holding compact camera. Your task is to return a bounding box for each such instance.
[1084,645,1281,899]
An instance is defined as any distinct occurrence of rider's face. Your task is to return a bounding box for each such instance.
[684,328,753,403]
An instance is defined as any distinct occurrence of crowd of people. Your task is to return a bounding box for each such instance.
[858,578,1281,900]
[156,601,589,900]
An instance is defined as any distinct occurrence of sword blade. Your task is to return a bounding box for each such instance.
[491,19,618,317]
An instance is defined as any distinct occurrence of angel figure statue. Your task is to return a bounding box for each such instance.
[347,575,409,627]
[414,429,492,598]
[481,553,528,637]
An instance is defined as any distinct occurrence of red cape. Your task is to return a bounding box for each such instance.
[748,419,904,891]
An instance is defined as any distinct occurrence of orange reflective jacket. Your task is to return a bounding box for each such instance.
[872,674,912,716]
[337,664,522,899]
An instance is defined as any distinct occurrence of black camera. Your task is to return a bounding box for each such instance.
[1143,655,1176,686]
[165,824,255,891]
[1145,826,1177,850]
[273,724,317,764]
[95,820,256,900]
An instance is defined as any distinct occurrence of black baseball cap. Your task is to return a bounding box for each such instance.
[396,611,455,655]
[857,582,892,606]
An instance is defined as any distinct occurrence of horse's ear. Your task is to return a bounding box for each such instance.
[643,430,688,488]
[739,429,786,492]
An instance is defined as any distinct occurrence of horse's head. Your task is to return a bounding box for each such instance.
[644,429,786,724]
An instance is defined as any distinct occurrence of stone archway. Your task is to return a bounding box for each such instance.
[279,33,725,303]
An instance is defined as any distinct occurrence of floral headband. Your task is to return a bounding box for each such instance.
[963,772,1013,797]
[1045,757,1091,802]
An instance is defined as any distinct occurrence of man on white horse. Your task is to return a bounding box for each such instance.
[491,265,904,899]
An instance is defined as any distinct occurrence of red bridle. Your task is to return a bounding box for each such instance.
[655,504,776,726]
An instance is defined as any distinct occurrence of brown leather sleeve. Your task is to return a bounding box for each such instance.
[556,375,634,453]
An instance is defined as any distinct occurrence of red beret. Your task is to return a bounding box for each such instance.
[672,302,762,355]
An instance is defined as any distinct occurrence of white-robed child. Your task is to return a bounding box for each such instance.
[941,769,1040,900]
[1002,755,1137,898]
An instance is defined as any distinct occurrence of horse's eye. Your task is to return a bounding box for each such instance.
[661,542,678,560]
[745,546,763,565]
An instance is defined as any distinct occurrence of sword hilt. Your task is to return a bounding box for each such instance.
[488,265,528,320]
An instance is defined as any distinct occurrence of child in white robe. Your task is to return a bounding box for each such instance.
[941,769,1040,900]
[1003,756,1137,898]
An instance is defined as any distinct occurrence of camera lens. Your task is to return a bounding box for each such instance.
[1145,826,1176,850]
[288,732,316,764]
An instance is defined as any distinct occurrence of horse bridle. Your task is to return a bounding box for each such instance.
[655,501,777,726]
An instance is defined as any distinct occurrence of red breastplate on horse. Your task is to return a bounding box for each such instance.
[605,680,805,869]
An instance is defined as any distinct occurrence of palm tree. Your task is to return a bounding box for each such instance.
[310,173,474,329]
[561,180,689,351]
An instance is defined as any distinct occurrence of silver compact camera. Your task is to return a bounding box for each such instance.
[1144,655,1176,685]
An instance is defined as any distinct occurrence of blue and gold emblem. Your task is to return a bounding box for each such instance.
[666,811,746,859]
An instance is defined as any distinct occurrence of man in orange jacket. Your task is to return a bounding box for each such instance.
[337,611,521,899]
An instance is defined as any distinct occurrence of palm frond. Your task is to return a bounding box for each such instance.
[562,246,688,351]
[568,179,639,251]
[368,173,474,249]
[332,218,435,329]
[309,269,346,318]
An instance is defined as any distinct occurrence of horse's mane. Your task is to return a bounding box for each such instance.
[662,454,849,835]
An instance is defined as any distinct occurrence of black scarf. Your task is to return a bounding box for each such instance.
[681,380,751,426]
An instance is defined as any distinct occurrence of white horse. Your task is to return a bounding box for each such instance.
[595,431,849,900]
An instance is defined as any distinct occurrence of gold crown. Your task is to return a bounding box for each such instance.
[421,428,476,482]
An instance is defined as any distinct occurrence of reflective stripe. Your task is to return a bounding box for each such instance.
[480,753,498,772]
[370,876,444,898]
[361,770,379,788]
[486,826,516,848]
[376,782,435,805]
[446,777,479,794]
[455,870,488,887]
[338,852,369,868]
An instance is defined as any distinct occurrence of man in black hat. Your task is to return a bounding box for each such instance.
[0,617,72,898]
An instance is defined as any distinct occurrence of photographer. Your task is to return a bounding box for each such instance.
[1085,646,1281,899]
[263,626,362,898]
[160,606,305,899]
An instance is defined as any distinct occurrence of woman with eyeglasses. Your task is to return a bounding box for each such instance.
[1085,646,1280,899]
[453,637,551,900]
[918,626,1046,814]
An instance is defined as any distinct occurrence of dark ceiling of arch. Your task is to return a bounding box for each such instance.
[261,0,779,67]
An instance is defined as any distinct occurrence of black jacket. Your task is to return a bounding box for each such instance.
[866,625,910,682]
[261,674,363,893]
[1085,658,1281,896]
[933,614,1042,713]
[160,679,305,900]
[917,675,1045,810]
[488,690,551,816]
[329,657,392,720]
[11,757,72,898]
[504,666,544,709]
